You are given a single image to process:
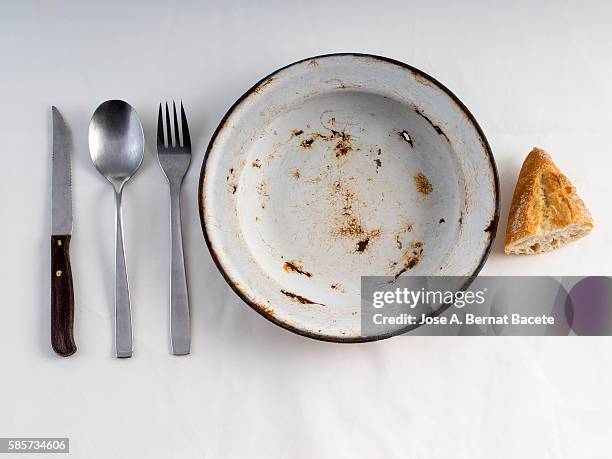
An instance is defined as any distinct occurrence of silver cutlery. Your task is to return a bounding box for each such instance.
[51,106,76,357]
[156,101,191,355]
[88,100,144,358]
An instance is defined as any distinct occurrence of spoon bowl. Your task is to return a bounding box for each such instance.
[89,100,144,187]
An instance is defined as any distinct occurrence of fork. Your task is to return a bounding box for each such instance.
[157,101,192,355]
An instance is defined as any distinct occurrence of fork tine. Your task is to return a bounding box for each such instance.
[165,102,173,147]
[180,102,191,150]
[172,101,181,147]
[157,103,165,149]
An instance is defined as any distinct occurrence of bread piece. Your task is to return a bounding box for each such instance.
[504,147,593,255]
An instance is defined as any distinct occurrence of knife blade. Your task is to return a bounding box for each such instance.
[51,106,76,356]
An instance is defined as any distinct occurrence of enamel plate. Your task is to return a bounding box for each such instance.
[199,54,499,342]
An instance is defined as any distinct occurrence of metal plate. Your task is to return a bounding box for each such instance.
[199,54,499,342]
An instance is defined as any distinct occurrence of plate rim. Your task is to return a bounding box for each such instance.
[198,52,500,343]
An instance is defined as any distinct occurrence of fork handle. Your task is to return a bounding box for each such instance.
[51,235,77,356]
[169,184,190,355]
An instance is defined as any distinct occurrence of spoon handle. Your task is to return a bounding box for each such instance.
[114,189,133,358]
[169,184,190,355]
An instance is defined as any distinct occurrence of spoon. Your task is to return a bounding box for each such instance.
[89,100,144,358]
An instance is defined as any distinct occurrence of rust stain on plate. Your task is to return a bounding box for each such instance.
[414,108,449,142]
[330,181,381,253]
[327,130,353,157]
[412,71,439,90]
[395,223,413,250]
[256,180,270,208]
[258,303,276,317]
[339,216,364,238]
[280,289,321,305]
[283,261,313,278]
[355,228,381,253]
[390,241,424,280]
[295,128,354,158]
[300,138,315,148]
[253,77,277,95]
[483,216,498,234]
[414,172,433,195]
[399,130,414,147]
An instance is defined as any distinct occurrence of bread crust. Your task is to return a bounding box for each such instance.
[504,147,593,255]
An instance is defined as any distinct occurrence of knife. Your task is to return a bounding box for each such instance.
[51,106,76,356]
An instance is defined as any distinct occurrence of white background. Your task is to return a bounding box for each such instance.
[1,1,611,457]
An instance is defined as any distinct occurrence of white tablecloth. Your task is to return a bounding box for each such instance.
[1,1,611,457]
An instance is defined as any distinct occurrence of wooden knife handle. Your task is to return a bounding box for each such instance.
[51,235,76,356]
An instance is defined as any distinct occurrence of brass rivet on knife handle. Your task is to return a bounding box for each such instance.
[51,234,76,356]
